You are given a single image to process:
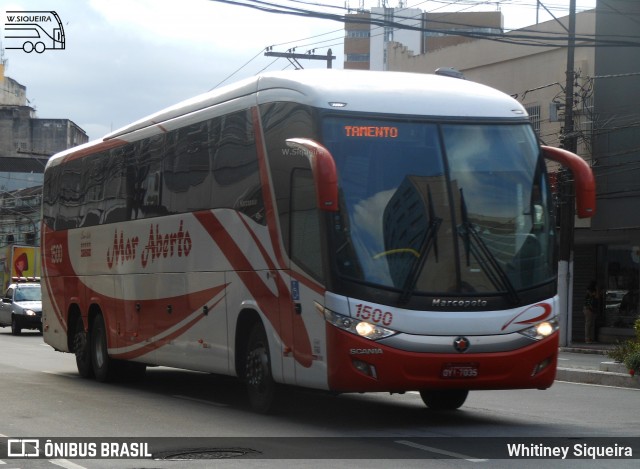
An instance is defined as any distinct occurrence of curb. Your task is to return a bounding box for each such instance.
[559,346,612,355]
[556,345,640,389]
[556,367,640,389]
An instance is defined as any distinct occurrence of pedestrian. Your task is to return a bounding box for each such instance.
[583,280,598,343]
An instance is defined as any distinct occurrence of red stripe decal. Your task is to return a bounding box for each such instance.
[112,295,226,360]
[195,210,313,368]
[501,303,552,331]
[252,107,288,268]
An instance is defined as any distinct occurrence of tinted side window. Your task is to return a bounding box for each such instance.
[290,168,323,280]
[56,157,82,230]
[260,103,318,255]
[164,121,212,213]
[102,148,128,224]
[43,164,61,229]
[45,108,264,229]
[79,151,108,227]
[211,110,264,223]
[132,134,165,219]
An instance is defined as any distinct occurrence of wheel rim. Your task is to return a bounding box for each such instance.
[94,332,105,369]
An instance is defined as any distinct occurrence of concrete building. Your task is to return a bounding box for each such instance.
[0,63,88,246]
[344,6,502,70]
[370,1,640,344]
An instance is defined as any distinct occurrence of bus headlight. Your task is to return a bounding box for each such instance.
[321,306,397,341]
[519,318,559,340]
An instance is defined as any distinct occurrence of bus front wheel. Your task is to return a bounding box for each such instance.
[420,389,468,410]
[245,323,279,413]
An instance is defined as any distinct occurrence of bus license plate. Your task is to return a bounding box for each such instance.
[441,363,479,379]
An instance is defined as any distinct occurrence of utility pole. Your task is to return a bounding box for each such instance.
[558,0,577,346]
[264,49,336,69]
[563,0,577,155]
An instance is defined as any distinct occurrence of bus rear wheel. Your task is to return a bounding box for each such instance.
[91,314,116,382]
[73,316,94,378]
[420,390,468,410]
[245,323,279,413]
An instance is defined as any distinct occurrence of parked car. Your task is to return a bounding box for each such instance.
[0,278,43,335]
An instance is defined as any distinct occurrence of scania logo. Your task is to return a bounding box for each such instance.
[432,298,488,308]
[453,336,470,353]
[350,348,383,355]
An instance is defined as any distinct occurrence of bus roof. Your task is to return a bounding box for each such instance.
[47,70,529,167]
[103,69,527,141]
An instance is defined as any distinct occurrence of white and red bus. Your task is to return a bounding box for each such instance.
[41,70,595,412]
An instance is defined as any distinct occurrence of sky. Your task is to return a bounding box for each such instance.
[1,0,597,142]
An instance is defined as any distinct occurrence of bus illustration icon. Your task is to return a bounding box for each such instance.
[4,11,65,53]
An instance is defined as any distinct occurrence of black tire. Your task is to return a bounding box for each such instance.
[73,316,94,378]
[420,390,469,410]
[245,323,279,413]
[91,314,116,382]
[11,316,21,336]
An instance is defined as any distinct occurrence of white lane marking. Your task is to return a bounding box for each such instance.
[395,439,488,462]
[50,459,89,469]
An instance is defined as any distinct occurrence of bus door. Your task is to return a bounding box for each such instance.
[277,280,297,384]
[53,28,63,48]
[287,167,325,386]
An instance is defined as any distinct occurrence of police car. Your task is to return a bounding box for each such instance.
[0,277,43,335]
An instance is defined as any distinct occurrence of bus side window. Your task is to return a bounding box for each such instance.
[135,134,165,218]
[290,168,323,281]
[260,102,319,253]
[57,159,82,230]
[102,149,128,224]
[212,110,264,223]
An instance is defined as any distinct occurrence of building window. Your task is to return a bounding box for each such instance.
[346,30,370,38]
[423,27,502,37]
[346,54,370,62]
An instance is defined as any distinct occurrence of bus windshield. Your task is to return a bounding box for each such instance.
[322,117,555,300]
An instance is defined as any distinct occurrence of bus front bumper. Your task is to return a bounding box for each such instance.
[326,325,558,393]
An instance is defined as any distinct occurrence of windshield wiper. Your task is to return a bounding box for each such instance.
[398,185,442,305]
[458,189,519,305]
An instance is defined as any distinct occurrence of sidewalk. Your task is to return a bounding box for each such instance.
[556,343,640,389]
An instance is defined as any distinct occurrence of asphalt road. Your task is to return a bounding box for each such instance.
[0,330,638,469]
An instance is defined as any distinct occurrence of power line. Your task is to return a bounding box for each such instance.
[214,0,638,92]
[211,48,265,90]
[208,0,640,48]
